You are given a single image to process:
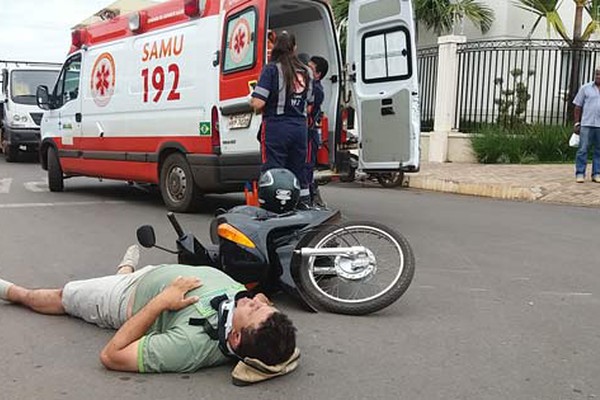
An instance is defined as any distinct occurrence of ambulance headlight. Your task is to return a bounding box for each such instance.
[13,114,27,122]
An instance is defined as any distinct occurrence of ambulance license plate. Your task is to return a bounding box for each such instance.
[228,113,252,130]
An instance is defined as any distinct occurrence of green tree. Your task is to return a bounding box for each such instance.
[414,0,494,35]
[513,0,600,43]
[514,0,600,114]
[331,0,349,23]
[330,0,494,57]
[331,0,494,36]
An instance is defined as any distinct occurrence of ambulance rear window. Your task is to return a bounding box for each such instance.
[223,8,257,74]
[362,26,412,84]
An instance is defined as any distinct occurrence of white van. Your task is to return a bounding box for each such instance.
[37,0,419,212]
[1,61,60,161]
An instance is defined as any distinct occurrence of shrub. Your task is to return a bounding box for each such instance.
[470,124,576,164]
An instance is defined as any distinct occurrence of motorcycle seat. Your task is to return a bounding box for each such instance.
[227,205,279,220]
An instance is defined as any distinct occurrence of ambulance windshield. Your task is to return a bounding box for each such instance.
[11,70,59,105]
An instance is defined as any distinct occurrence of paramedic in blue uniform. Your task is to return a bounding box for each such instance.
[250,31,314,207]
[303,56,329,208]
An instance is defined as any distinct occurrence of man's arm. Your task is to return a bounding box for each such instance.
[99,276,202,372]
[574,106,582,134]
[250,96,266,113]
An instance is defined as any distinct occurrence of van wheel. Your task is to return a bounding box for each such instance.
[376,172,404,188]
[47,147,64,192]
[5,145,18,162]
[160,153,200,213]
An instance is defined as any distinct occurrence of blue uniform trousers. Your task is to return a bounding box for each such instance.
[302,128,320,196]
[261,117,308,186]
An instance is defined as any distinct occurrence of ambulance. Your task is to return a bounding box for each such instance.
[36,0,420,212]
[1,61,60,162]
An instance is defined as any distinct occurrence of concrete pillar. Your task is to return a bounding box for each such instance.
[429,35,466,163]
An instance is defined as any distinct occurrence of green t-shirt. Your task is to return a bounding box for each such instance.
[132,265,246,373]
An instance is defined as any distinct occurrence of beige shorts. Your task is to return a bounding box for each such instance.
[61,266,160,329]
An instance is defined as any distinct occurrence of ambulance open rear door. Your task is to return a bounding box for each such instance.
[346,0,420,173]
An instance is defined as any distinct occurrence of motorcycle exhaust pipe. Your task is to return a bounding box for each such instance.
[295,246,369,258]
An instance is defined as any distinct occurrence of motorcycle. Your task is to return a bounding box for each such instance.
[136,206,415,315]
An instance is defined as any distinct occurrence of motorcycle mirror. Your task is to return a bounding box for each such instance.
[137,225,156,248]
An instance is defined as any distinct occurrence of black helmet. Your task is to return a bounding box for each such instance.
[258,168,300,213]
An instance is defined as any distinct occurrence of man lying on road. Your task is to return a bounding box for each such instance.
[0,245,298,384]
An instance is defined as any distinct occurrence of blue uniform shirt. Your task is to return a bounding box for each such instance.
[309,79,324,129]
[573,82,600,127]
[252,62,313,119]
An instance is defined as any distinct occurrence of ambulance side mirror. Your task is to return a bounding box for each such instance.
[1,69,7,94]
[36,85,51,110]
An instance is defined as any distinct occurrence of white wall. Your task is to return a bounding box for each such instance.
[418,0,600,47]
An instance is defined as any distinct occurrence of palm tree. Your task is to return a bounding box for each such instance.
[332,0,494,35]
[514,0,600,113]
[331,0,349,24]
[414,0,494,35]
[330,0,494,56]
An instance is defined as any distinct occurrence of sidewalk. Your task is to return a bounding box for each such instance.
[406,163,600,208]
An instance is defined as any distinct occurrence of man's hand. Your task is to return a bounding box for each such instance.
[158,276,202,311]
[100,276,202,372]
[574,122,581,134]
[254,292,273,306]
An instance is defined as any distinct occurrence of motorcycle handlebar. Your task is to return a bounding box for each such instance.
[167,212,185,238]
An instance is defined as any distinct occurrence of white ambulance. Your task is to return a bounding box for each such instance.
[1,61,60,161]
[37,0,420,212]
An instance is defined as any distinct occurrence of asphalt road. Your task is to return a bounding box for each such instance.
[1,159,599,400]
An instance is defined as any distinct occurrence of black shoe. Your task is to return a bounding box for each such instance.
[313,190,327,209]
[296,201,313,211]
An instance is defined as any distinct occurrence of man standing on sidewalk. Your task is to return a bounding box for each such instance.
[573,67,600,183]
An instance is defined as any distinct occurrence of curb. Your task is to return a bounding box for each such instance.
[406,175,538,201]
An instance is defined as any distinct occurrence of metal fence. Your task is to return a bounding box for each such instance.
[417,45,438,132]
[454,39,600,131]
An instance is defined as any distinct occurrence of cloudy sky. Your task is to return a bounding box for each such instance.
[0,0,114,62]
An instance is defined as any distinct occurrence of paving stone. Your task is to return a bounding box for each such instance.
[408,163,600,208]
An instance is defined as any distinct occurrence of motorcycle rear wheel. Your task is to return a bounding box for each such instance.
[296,221,414,315]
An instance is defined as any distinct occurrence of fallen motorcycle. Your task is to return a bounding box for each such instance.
[136,207,415,315]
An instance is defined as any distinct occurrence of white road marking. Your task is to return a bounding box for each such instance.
[539,291,593,297]
[468,288,489,292]
[24,180,48,192]
[0,178,13,193]
[0,200,127,209]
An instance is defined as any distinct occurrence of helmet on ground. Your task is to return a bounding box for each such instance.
[258,168,300,213]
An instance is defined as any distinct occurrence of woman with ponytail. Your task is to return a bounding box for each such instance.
[250,31,313,207]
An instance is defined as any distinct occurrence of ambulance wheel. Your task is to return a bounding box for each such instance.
[47,147,64,192]
[339,166,356,183]
[160,153,200,213]
[376,172,404,188]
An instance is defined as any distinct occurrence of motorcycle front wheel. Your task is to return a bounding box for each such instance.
[296,221,415,315]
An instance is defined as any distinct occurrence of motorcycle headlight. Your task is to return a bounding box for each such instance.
[217,223,256,249]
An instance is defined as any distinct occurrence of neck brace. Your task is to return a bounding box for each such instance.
[216,296,238,359]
